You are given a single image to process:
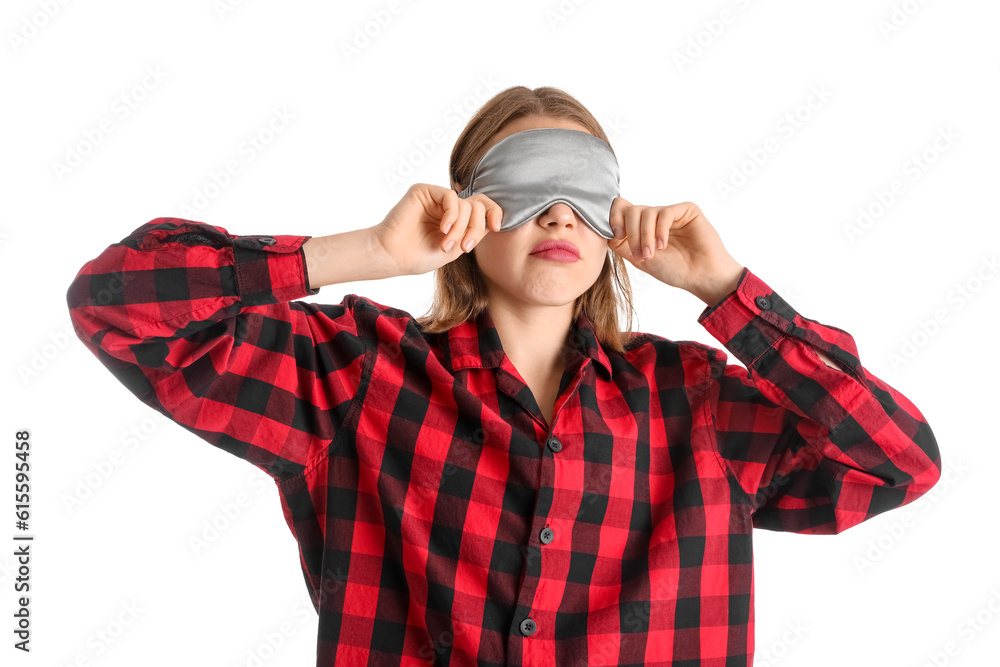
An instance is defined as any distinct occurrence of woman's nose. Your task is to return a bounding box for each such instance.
[537,202,578,226]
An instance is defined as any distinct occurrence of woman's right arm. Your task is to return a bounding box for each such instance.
[65,186,500,480]
[65,217,386,481]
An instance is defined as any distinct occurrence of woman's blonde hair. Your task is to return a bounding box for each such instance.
[414,85,637,354]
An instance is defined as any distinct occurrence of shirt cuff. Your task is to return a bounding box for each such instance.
[696,267,796,371]
[232,234,320,306]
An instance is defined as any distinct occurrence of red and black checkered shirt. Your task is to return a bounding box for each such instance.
[66,217,941,666]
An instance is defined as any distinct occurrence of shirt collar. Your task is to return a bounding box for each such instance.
[444,304,613,379]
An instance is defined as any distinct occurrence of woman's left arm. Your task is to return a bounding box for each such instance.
[610,200,943,534]
[695,266,942,533]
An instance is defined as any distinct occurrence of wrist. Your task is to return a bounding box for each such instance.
[364,226,402,279]
[302,228,398,289]
[693,262,744,308]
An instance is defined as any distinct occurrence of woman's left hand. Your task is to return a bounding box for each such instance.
[608,198,744,305]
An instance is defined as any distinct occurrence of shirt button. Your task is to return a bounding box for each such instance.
[258,236,277,246]
[539,527,554,544]
[755,296,771,310]
[547,437,562,453]
[519,617,536,636]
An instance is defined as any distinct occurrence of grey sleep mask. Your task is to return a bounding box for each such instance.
[458,128,620,239]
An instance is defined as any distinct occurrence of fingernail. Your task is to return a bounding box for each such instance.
[643,246,651,258]
[613,226,623,239]
[657,238,664,250]
[444,240,455,252]
[463,239,474,252]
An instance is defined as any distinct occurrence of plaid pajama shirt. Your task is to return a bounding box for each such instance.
[66,217,941,666]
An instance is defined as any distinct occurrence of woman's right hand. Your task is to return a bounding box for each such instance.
[371,183,503,276]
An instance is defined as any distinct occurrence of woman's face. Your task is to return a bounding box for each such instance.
[455,115,611,311]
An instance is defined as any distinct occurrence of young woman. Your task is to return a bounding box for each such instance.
[66,86,942,666]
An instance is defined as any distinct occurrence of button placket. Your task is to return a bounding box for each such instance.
[522,438,561,643]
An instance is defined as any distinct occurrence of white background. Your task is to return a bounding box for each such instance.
[2,1,997,665]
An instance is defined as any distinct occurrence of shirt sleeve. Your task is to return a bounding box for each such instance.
[696,267,942,534]
[65,217,371,481]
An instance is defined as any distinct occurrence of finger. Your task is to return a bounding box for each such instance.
[485,203,502,232]
[471,194,502,232]
[655,208,670,251]
[481,195,503,232]
[439,188,458,236]
[624,205,643,260]
[442,198,471,252]
[638,207,659,260]
[609,197,630,239]
[461,200,487,253]
[663,201,698,229]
